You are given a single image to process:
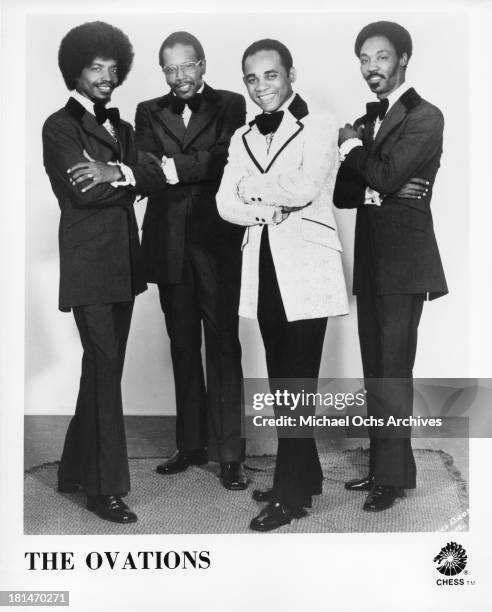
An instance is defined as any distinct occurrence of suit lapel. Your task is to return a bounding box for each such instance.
[265,112,304,170]
[242,108,304,173]
[182,85,220,150]
[154,102,187,145]
[115,122,130,161]
[372,87,422,150]
[372,99,407,150]
[81,114,121,155]
[66,97,120,156]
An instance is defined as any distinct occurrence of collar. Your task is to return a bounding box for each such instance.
[72,90,98,115]
[380,81,413,113]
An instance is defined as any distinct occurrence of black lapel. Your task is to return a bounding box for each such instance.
[153,93,187,145]
[287,93,309,120]
[182,84,221,150]
[65,97,120,155]
[242,126,265,174]
[264,94,307,172]
[242,93,308,174]
[264,123,304,173]
[373,87,422,149]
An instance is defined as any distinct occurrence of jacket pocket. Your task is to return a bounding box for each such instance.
[64,213,106,248]
[301,217,342,251]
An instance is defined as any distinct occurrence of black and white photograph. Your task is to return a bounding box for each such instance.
[0,0,491,610]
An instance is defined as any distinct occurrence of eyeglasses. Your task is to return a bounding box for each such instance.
[162,60,202,77]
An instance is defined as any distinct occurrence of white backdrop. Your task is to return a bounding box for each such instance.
[2,1,491,611]
[24,11,469,415]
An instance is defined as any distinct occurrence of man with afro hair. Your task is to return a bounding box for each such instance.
[42,21,156,524]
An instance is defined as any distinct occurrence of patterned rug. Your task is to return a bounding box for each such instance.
[24,448,468,534]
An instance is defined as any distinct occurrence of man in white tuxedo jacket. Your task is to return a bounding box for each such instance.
[217,39,348,531]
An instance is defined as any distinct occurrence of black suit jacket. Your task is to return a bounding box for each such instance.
[132,84,246,285]
[42,97,147,311]
[334,88,448,299]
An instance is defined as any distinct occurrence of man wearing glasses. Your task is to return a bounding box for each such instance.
[135,32,248,490]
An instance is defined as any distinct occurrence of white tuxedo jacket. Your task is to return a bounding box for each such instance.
[217,94,348,322]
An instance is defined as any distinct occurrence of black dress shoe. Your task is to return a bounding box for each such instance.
[252,488,273,502]
[57,481,84,494]
[86,495,137,524]
[253,482,322,503]
[220,462,248,490]
[155,449,207,475]
[345,474,375,492]
[363,485,405,512]
[250,502,307,532]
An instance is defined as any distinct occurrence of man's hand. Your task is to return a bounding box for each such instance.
[393,177,430,199]
[338,123,359,147]
[67,150,122,193]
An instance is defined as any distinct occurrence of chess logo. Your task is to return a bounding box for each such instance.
[433,542,467,576]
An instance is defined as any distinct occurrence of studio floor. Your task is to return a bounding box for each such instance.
[24,415,469,484]
[24,416,469,534]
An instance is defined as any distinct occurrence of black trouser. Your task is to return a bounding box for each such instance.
[258,228,327,508]
[58,300,134,496]
[356,292,424,488]
[158,243,244,463]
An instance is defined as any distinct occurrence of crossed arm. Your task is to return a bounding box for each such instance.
[217,115,342,226]
[337,107,444,199]
[42,118,137,208]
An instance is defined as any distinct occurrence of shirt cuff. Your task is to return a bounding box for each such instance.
[110,162,136,188]
[339,138,363,160]
[161,156,179,185]
[364,188,382,206]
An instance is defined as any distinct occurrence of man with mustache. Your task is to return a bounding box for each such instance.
[334,21,448,511]
[42,21,149,523]
[135,32,248,490]
[217,39,348,531]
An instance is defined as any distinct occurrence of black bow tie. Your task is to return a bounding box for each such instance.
[93,104,120,126]
[366,98,389,122]
[169,94,201,114]
[255,111,284,135]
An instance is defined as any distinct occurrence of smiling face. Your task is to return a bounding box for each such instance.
[243,49,295,113]
[359,35,407,99]
[75,57,118,104]
[161,43,205,100]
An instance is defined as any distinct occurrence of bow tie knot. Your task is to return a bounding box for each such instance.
[170,94,201,114]
[255,111,284,136]
[93,104,120,126]
[366,98,389,122]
